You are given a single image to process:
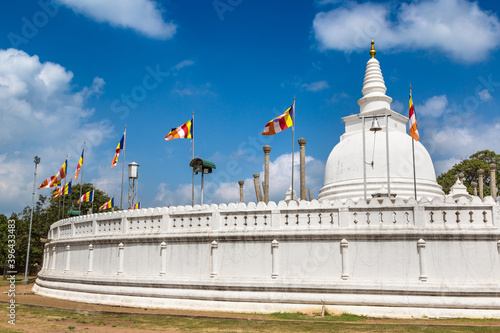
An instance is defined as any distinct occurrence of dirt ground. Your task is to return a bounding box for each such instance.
[1,281,500,332]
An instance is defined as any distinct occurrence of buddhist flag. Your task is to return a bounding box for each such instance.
[111,134,125,168]
[262,103,294,136]
[409,89,419,141]
[77,190,94,204]
[165,118,193,141]
[63,181,72,195]
[129,202,141,210]
[74,149,84,180]
[53,187,61,199]
[39,159,67,189]
[99,197,114,211]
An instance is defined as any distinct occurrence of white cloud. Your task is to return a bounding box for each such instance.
[0,48,113,215]
[302,80,330,92]
[425,122,500,158]
[172,59,195,72]
[154,152,326,206]
[313,0,500,63]
[57,0,177,39]
[478,89,493,101]
[434,156,461,175]
[417,95,448,118]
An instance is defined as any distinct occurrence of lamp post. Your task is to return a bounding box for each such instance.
[23,156,40,284]
[189,158,216,206]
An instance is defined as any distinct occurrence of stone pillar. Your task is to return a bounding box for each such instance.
[471,182,478,196]
[87,244,94,273]
[458,172,464,184]
[298,138,307,200]
[340,239,349,280]
[490,164,497,199]
[64,245,70,272]
[263,145,271,203]
[160,242,167,276]
[478,169,484,200]
[118,243,124,275]
[253,174,263,202]
[417,239,427,282]
[210,240,218,278]
[51,246,56,270]
[271,239,279,279]
[238,180,244,203]
[308,188,312,202]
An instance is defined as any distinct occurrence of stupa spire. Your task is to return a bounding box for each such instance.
[370,38,376,59]
[357,39,392,114]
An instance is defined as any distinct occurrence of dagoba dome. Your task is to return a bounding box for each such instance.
[318,40,444,201]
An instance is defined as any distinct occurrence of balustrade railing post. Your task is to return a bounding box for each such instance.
[271,239,279,279]
[417,239,427,282]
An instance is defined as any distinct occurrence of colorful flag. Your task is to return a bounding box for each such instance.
[99,197,114,211]
[38,159,67,189]
[77,190,94,204]
[165,118,193,141]
[63,181,72,195]
[111,134,125,168]
[262,103,294,136]
[409,89,419,141]
[74,148,84,180]
[53,187,61,199]
[129,202,141,210]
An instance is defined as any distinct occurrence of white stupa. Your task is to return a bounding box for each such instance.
[318,40,444,201]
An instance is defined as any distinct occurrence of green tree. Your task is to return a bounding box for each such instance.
[2,183,111,275]
[437,150,500,195]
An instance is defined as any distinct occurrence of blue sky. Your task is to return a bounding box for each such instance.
[1,0,500,215]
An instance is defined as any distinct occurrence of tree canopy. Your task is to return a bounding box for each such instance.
[0,183,111,275]
[436,150,500,195]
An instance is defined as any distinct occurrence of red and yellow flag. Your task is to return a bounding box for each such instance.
[165,118,193,141]
[74,148,84,180]
[409,88,419,141]
[111,134,125,168]
[262,103,294,136]
[39,159,67,189]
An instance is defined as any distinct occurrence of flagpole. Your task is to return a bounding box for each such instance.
[22,156,40,283]
[410,84,417,199]
[192,110,195,206]
[62,154,68,219]
[121,125,127,210]
[291,96,296,199]
[78,141,85,214]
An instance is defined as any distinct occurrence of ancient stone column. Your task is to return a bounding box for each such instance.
[263,145,271,203]
[458,172,464,184]
[471,182,478,197]
[308,188,312,202]
[238,180,244,203]
[490,164,497,199]
[478,169,484,200]
[298,138,307,200]
[253,174,263,202]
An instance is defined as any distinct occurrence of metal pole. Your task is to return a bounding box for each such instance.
[120,125,127,209]
[412,139,417,199]
[291,96,295,198]
[201,171,204,205]
[61,154,68,219]
[23,156,40,283]
[78,141,85,213]
[362,117,367,201]
[192,110,195,206]
[385,115,391,197]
